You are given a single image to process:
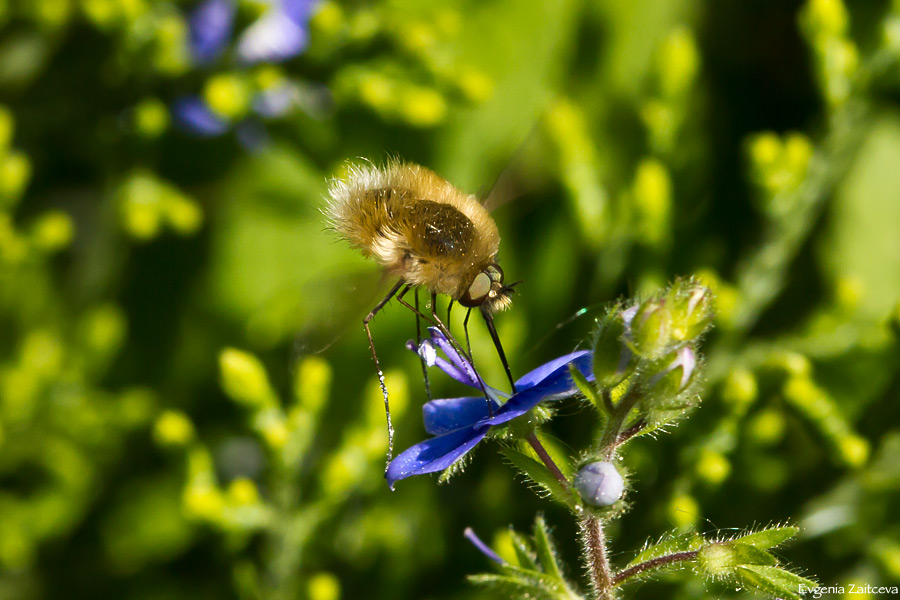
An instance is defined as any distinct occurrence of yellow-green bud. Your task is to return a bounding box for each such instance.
[400,86,447,127]
[203,73,252,120]
[667,280,714,342]
[696,449,731,485]
[219,348,275,407]
[0,106,13,152]
[307,572,341,600]
[721,367,757,413]
[629,298,673,358]
[31,210,74,251]
[0,151,32,206]
[153,410,195,447]
[134,98,170,138]
[227,478,259,505]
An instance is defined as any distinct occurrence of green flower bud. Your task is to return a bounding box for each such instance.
[219,348,275,407]
[667,280,714,342]
[646,346,698,397]
[629,298,673,358]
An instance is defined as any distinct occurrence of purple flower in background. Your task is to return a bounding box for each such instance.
[189,0,236,64]
[187,0,319,65]
[386,328,594,489]
[171,96,229,137]
[177,0,322,142]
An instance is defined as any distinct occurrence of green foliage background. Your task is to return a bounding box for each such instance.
[1,0,899,598]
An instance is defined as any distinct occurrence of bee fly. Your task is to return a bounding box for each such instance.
[325,160,519,463]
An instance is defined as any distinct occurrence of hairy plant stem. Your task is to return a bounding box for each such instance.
[599,389,642,460]
[581,515,615,600]
[526,431,569,488]
[577,388,647,599]
[612,550,699,586]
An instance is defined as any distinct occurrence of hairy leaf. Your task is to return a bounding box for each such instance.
[501,447,579,510]
[729,526,799,550]
[735,564,818,600]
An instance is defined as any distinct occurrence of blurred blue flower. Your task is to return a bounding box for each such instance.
[171,96,229,136]
[386,328,593,489]
[189,0,236,64]
[172,95,272,151]
[187,0,319,65]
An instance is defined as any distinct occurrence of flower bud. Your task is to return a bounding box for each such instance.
[646,346,697,396]
[666,280,714,342]
[628,298,673,358]
[592,308,636,388]
[219,348,275,407]
[574,461,625,506]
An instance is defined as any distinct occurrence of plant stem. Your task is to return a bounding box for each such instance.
[611,551,698,586]
[525,431,569,488]
[581,515,615,600]
[598,389,642,460]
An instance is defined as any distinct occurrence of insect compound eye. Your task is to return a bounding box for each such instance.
[460,271,492,307]
[486,263,504,285]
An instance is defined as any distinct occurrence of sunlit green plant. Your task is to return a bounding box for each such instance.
[387,279,818,599]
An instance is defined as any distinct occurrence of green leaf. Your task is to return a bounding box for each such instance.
[626,532,705,569]
[468,574,559,600]
[729,526,799,550]
[725,543,778,566]
[533,516,566,582]
[570,363,606,415]
[501,447,579,510]
[735,564,818,600]
[509,528,539,571]
[697,542,777,578]
[471,565,584,600]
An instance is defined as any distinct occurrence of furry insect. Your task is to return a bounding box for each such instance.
[325,160,518,464]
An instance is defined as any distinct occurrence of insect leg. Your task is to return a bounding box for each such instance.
[363,279,406,470]
[462,307,494,416]
[481,306,517,394]
[414,288,433,402]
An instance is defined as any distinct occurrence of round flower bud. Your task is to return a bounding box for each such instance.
[574,461,625,506]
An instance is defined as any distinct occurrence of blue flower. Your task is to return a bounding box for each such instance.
[189,0,236,64]
[171,96,230,137]
[386,328,593,489]
[187,0,318,65]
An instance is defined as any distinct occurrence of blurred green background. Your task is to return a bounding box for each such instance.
[2,0,900,598]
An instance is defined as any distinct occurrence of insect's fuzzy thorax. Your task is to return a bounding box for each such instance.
[326,161,502,301]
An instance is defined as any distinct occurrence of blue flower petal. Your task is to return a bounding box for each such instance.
[486,352,594,427]
[172,96,229,136]
[464,527,506,565]
[423,396,496,435]
[515,350,591,389]
[281,0,319,27]
[386,425,489,489]
[427,327,481,388]
[189,0,236,64]
[236,10,308,64]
